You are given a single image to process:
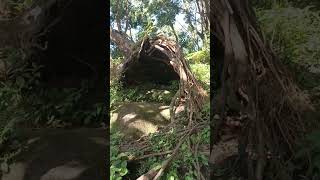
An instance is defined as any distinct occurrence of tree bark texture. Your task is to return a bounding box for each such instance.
[211,0,316,179]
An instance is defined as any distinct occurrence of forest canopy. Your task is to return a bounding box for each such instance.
[110,0,209,58]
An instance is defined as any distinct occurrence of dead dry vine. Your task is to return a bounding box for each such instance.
[120,35,209,179]
[211,0,318,179]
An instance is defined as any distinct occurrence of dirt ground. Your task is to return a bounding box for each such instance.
[1,128,107,180]
[110,102,177,140]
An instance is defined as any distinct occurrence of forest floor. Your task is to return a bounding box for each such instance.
[110,81,210,179]
[111,102,171,140]
[1,128,107,180]
[110,54,210,179]
[110,100,177,179]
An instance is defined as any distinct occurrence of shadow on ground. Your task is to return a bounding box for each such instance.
[1,128,107,180]
[110,102,174,140]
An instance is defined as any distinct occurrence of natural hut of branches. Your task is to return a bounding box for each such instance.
[211,0,318,179]
[120,35,208,118]
[117,35,208,179]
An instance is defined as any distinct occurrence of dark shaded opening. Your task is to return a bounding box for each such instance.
[121,48,180,86]
[36,0,105,102]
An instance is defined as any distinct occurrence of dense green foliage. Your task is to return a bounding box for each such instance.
[110,131,129,179]
[190,63,210,91]
[257,6,320,90]
[257,6,320,68]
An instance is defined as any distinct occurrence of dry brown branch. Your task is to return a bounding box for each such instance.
[211,0,317,179]
[153,126,197,180]
[169,89,181,126]
[136,125,199,180]
[128,150,173,162]
[190,137,205,180]
[114,34,208,179]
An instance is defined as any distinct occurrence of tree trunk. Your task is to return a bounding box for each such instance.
[110,28,134,59]
[169,24,179,44]
[211,0,316,179]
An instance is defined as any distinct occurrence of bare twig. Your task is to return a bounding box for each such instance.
[190,138,204,180]
[137,125,198,180]
[169,90,181,125]
[153,126,197,180]
[129,150,173,161]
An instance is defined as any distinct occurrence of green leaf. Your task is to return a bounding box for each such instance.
[119,168,128,176]
[120,161,127,168]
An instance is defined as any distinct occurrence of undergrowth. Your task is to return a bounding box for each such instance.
[110,130,129,179]
[0,48,105,160]
[110,52,210,111]
[113,119,210,179]
[257,5,320,89]
[136,126,210,179]
[110,52,210,179]
[110,80,179,111]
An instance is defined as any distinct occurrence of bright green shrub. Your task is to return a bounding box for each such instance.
[186,50,210,64]
[110,131,129,179]
[190,64,210,91]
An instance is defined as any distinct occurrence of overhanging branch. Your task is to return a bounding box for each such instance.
[110,28,134,58]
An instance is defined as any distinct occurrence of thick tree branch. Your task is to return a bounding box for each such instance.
[110,28,134,58]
